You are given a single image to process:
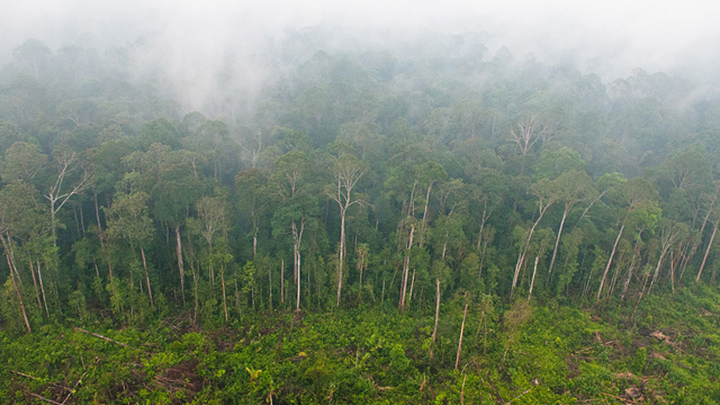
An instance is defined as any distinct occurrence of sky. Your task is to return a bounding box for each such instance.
[3,0,720,109]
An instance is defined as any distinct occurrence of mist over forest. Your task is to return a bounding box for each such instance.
[5,2,720,404]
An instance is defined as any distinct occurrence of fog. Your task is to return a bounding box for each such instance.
[3,0,720,113]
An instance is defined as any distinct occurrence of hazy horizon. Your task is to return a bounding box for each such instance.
[4,0,720,113]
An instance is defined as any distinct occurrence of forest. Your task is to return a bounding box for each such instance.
[3,28,720,403]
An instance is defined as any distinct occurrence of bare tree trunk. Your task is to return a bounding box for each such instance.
[419,182,433,249]
[511,209,548,299]
[140,246,154,307]
[409,268,417,306]
[442,231,449,260]
[528,256,539,300]
[697,221,718,283]
[681,197,716,279]
[337,211,346,306]
[280,259,285,305]
[27,256,42,310]
[632,266,653,321]
[649,250,667,294]
[296,250,301,312]
[597,223,625,301]
[548,208,568,277]
[476,203,488,252]
[621,238,642,300]
[193,267,199,326]
[455,295,469,370]
[268,262,273,310]
[37,260,49,317]
[400,222,415,312]
[221,271,228,322]
[175,226,185,303]
[669,251,676,293]
[432,278,440,345]
[1,233,31,333]
[511,252,522,299]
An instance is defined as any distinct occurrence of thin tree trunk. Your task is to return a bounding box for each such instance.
[400,222,415,312]
[511,252,523,299]
[432,278,440,344]
[27,256,42,310]
[455,295,469,370]
[476,203,487,252]
[632,266,653,321]
[442,232,449,260]
[408,268,416,307]
[381,276,386,304]
[681,196,716,278]
[621,237,642,300]
[697,221,718,283]
[597,223,625,301]
[528,256,539,300]
[337,210,346,306]
[649,247,670,294]
[221,271,228,322]
[1,233,31,333]
[269,261,273,310]
[280,259,285,305]
[548,208,568,277]
[175,226,185,303]
[79,205,85,237]
[37,261,50,317]
[419,182,433,249]
[670,251,677,293]
[296,250,301,312]
[192,266,199,326]
[511,209,548,299]
[140,246,154,307]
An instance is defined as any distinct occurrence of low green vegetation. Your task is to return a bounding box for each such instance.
[5,287,720,403]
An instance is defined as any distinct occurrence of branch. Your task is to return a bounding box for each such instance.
[578,189,608,222]
[73,327,128,347]
[506,380,540,405]
[61,368,91,405]
[29,393,63,405]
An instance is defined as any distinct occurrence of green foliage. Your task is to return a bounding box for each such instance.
[3,30,720,404]
[632,346,648,374]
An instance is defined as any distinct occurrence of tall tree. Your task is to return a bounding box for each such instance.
[511,178,557,299]
[44,145,91,246]
[105,184,155,307]
[327,152,366,306]
[547,170,594,278]
[597,178,660,301]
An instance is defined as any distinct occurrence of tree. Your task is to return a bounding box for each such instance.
[597,178,660,301]
[210,237,233,322]
[455,291,469,370]
[507,115,557,157]
[511,178,557,299]
[235,168,270,258]
[547,170,594,278]
[648,219,686,293]
[327,152,366,306]
[151,151,203,302]
[105,186,155,307]
[0,183,42,334]
[696,197,720,283]
[13,39,51,80]
[196,195,228,286]
[44,145,91,246]
[0,141,46,185]
[270,150,315,312]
